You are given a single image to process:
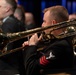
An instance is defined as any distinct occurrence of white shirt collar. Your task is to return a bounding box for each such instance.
[2,16,9,23]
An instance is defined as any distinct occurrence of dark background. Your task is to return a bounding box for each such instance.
[17,0,76,27]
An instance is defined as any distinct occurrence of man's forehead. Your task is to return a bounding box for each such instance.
[44,11,51,19]
[0,0,6,4]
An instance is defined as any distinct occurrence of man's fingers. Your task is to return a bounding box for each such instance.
[22,41,29,47]
[38,34,42,41]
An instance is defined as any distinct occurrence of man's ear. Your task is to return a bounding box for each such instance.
[5,6,10,12]
[51,20,57,25]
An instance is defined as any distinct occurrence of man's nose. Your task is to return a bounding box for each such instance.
[41,23,44,27]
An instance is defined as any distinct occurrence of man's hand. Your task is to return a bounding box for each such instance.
[22,41,29,47]
[22,33,42,47]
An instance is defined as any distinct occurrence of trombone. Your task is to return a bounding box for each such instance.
[0,19,76,57]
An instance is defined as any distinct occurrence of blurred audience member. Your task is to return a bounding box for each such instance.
[25,12,37,30]
[15,0,25,11]
[69,13,76,20]
[15,0,20,7]
[14,6,25,23]
[14,6,28,42]
[15,0,18,3]
[0,0,25,75]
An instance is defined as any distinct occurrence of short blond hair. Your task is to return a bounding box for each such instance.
[43,5,69,22]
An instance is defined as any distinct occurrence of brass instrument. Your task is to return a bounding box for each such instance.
[0,19,76,57]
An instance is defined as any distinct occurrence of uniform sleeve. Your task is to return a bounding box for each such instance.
[24,45,56,75]
[24,40,73,75]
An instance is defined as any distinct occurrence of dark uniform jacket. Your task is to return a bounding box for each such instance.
[0,15,26,75]
[24,38,74,75]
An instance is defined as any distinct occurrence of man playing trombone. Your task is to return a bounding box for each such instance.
[22,5,75,75]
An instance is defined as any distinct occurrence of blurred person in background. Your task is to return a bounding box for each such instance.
[15,0,18,3]
[69,13,76,20]
[0,0,25,75]
[14,6,28,42]
[25,12,37,30]
[14,6,25,24]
